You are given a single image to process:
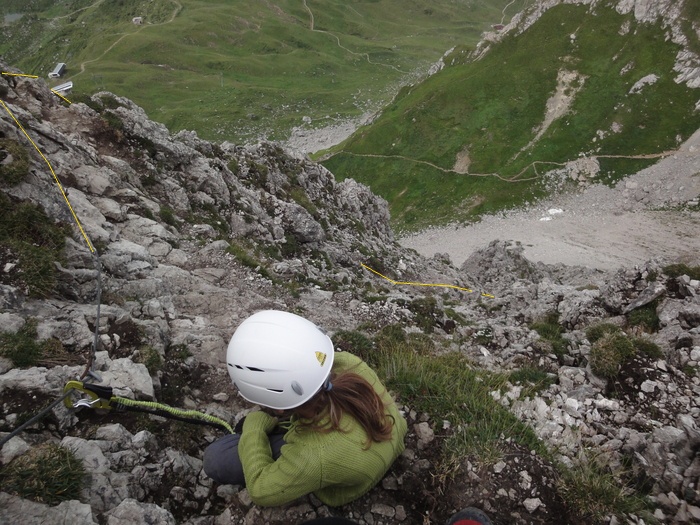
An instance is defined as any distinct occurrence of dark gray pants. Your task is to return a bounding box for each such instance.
[202,432,286,485]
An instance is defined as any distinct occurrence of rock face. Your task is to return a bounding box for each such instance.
[1,56,699,525]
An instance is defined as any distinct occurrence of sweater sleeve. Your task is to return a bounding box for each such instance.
[239,412,322,507]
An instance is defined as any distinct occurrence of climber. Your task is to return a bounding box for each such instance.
[203,310,408,507]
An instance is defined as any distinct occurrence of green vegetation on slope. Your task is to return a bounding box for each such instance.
[0,0,520,143]
[322,1,700,232]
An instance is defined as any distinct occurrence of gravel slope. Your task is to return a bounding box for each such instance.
[400,129,700,271]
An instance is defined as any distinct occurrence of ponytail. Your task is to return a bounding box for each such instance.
[293,371,393,447]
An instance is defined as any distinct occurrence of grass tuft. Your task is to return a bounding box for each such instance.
[0,444,86,505]
[627,301,660,332]
[589,332,635,379]
[559,453,655,523]
[585,322,622,343]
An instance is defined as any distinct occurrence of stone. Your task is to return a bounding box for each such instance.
[395,505,407,521]
[414,422,435,449]
[1,435,31,465]
[100,358,154,400]
[106,499,175,525]
[493,460,507,473]
[95,424,134,448]
[641,380,657,393]
[0,492,97,525]
[371,503,395,518]
[523,497,543,513]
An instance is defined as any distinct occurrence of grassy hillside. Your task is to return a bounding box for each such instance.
[322,1,700,233]
[0,0,523,143]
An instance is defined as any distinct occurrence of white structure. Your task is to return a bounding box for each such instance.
[48,63,66,78]
[132,16,143,25]
[52,81,73,94]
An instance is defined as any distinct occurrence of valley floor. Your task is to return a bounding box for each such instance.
[401,129,700,271]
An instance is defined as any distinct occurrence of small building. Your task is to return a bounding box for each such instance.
[53,81,73,94]
[492,24,505,31]
[48,62,66,78]
[132,16,143,25]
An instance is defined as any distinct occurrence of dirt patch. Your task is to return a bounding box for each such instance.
[443,441,579,525]
[453,146,471,174]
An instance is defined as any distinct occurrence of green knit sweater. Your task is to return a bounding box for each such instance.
[238,351,407,507]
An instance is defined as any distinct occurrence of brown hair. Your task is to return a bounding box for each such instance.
[292,371,393,447]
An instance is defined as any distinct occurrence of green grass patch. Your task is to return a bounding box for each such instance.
[0,443,86,505]
[1,0,515,144]
[531,312,568,357]
[631,337,663,359]
[0,319,43,367]
[159,205,178,228]
[0,139,30,185]
[559,453,655,523]
[0,192,69,297]
[626,301,660,332]
[663,263,700,280]
[585,322,622,343]
[509,366,556,396]
[346,326,546,463]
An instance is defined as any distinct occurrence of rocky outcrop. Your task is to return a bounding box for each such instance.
[1,61,699,525]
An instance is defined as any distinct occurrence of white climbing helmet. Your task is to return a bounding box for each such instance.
[226,310,335,410]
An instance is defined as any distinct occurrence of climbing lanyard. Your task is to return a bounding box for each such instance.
[63,381,235,434]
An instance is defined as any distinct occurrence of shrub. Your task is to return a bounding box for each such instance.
[102,111,124,131]
[137,345,163,374]
[632,337,663,359]
[627,302,660,332]
[585,322,621,343]
[0,444,85,505]
[589,332,635,378]
[159,206,178,228]
[0,319,42,367]
[409,296,441,334]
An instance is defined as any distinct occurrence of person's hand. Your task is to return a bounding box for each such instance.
[243,410,278,434]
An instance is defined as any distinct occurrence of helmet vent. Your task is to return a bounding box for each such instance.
[291,380,304,396]
[228,363,244,370]
[268,388,283,393]
[246,366,264,372]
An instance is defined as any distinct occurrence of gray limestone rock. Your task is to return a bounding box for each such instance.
[105,498,176,525]
[0,493,97,525]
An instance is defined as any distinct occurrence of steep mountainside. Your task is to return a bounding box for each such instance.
[1,62,700,524]
[322,0,700,232]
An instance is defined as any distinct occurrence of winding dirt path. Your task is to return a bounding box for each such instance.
[71,0,182,79]
[301,0,404,72]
